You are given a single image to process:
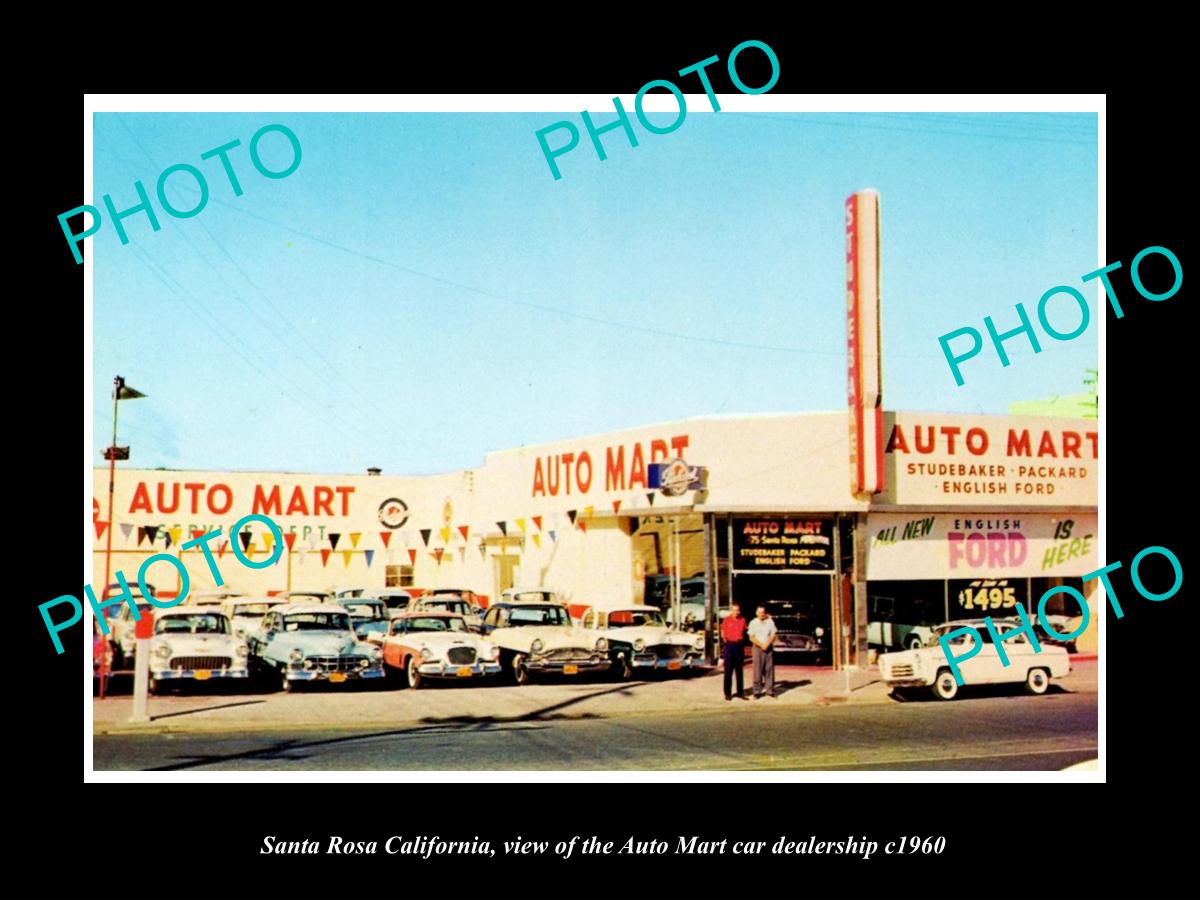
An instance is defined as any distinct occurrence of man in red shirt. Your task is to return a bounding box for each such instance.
[720,603,748,701]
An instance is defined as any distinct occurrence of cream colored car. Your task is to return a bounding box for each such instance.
[880,619,1070,701]
[147,606,249,693]
[579,606,704,679]
[479,600,610,685]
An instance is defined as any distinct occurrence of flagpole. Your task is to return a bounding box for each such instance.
[103,377,120,601]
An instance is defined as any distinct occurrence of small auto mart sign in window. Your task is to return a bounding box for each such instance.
[731,517,833,571]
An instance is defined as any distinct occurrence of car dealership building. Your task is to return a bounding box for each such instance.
[91,408,1099,669]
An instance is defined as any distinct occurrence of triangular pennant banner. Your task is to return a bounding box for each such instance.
[146,525,160,544]
[548,530,557,542]
[95,520,108,540]
[136,526,147,546]
[349,532,361,549]
[284,533,297,551]
[329,533,341,551]
[320,548,332,567]
[579,519,588,533]
[419,529,431,546]
[217,540,229,558]
[434,548,444,565]
[497,521,507,536]
[190,529,205,541]
[169,527,182,547]
[647,493,656,506]
[532,533,542,549]
[379,532,392,548]
[458,525,470,541]
[532,516,543,532]
[364,549,375,568]
[164,532,173,549]
[516,518,526,534]
[408,548,418,565]
[238,530,252,552]
[342,550,353,568]
[439,526,451,544]
[261,530,274,551]
[612,500,622,514]
[583,505,594,518]
[567,510,577,525]
[244,542,257,560]
[121,523,134,541]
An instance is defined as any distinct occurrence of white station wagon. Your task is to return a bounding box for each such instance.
[880,618,1070,701]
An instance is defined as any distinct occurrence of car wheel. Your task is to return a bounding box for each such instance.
[905,635,923,651]
[407,656,423,690]
[1024,667,1050,695]
[512,653,530,686]
[931,668,959,701]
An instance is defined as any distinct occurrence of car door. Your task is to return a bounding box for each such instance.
[959,626,1008,684]
[995,623,1037,683]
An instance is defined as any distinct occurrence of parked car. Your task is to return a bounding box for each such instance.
[189,590,245,608]
[281,590,335,604]
[339,596,392,642]
[378,611,502,688]
[410,594,483,631]
[1034,614,1083,654]
[147,607,249,694]
[220,597,279,638]
[867,594,942,651]
[478,600,610,685]
[500,588,557,604]
[761,598,829,658]
[579,605,705,679]
[879,619,1070,701]
[108,596,159,670]
[359,588,414,617]
[246,603,385,692]
[332,586,366,600]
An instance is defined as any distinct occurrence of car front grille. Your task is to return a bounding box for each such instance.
[170,656,232,670]
[543,647,590,661]
[651,645,688,660]
[306,656,366,672]
[888,664,914,678]
[446,647,476,665]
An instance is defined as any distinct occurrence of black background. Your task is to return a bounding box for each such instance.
[21,24,1186,880]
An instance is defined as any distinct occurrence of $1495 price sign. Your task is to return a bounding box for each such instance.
[957,584,1017,611]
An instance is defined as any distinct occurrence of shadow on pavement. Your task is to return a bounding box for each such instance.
[141,681,645,771]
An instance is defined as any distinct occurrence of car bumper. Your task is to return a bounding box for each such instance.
[883,678,930,688]
[631,654,704,671]
[526,659,611,673]
[152,668,249,681]
[417,661,503,678]
[287,667,386,682]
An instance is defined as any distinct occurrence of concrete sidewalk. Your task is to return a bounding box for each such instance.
[92,660,1098,736]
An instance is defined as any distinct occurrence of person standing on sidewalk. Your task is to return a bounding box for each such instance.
[720,603,748,701]
[749,605,777,699]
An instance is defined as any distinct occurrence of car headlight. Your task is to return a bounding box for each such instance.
[358,657,371,669]
[419,645,434,660]
[530,638,544,653]
[815,627,825,638]
[153,643,171,659]
[370,646,383,660]
[693,636,705,650]
[595,637,608,652]
[488,645,500,661]
[290,648,305,662]
[235,644,249,657]
[632,638,645,652]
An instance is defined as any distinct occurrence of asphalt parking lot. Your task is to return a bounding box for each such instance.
[93,659,1098,736]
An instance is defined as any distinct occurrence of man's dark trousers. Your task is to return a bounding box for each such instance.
[723,642,744,699]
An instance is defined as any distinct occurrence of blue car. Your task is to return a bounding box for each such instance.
[247,603,385,692]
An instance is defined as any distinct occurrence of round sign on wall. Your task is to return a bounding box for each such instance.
[378,498,409,529]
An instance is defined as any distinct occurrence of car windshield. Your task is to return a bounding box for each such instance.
[507,606,570,627]
[282,613,350,631]
[232,603,272,617]
[932,625,992,645]
[378,594,411,609]
[404,616,467,633]
[155,614,229,635]
[423,599,469,615]
[607,610,667,628]
[343,602,387,620]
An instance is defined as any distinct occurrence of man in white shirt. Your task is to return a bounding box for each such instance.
[748,605,777,699]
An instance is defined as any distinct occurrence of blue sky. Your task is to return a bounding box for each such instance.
[91,110,1097,475]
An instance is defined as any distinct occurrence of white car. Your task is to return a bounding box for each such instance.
[147,607,249,693]
[500,588,559,604]
[378,612,502,688]
[880,619,1070,701]
[479,600,610,684]
[189,590,245,607]
[220,596,279,639]
[360,588,414,617]
[410,594,483,630]
[579,606,705,679]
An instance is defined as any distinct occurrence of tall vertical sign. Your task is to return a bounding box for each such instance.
[846,189,884,495]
